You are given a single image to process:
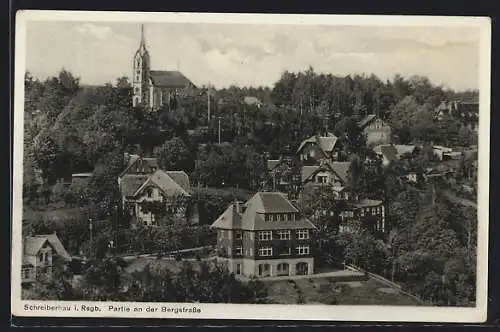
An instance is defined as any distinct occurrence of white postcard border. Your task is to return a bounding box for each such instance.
[11,10,491,323]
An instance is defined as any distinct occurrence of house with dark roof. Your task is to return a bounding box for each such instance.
[118,153,198,227]
[297,132,344,164]
[263,157,301,197]
[22,233,71,285]
[119,168,198,227]
[300,161,351,188]
[211,192,317,278]
[132,25,197,110]
[338,199,387,235]
[434,99,479,124]
[357,114,392,145]
[373,144,421,166]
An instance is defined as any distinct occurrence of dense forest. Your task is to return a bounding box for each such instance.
[22,67,478,306]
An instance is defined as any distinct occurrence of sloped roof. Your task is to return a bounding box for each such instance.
[212,192,316,231]
[119,155,159,177]
[301,166,320,183]
[243,96,262,105]
[327,162,351,184]
[301,161,351,184]
[149,70,195,89]
[394,145,419,156]
[133,169,191,197]
[358,114,377,128]
[34,233,71,261]
[352,199,383,208]
[165,171,190,192]
[120,174,149,197]
[267,159,281,171]
[210,204,242,230]
[296,132,338,154]
[24,237,48,256]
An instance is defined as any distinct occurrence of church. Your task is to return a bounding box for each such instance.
[132,25,197,110]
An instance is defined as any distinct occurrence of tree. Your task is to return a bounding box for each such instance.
[154,137,192,172]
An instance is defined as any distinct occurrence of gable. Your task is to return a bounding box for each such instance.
[119,156,159,177]
[133,170,190,198]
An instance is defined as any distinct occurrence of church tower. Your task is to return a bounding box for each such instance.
[132,25,151,107]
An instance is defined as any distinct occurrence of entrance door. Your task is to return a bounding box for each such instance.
[277,262,290,276]
[258,263,271,277]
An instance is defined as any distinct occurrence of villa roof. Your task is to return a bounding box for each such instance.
[211,192,316,231]
[133,169,191,198]
[24,233,71,261]
[351,199,383,209]
[120,174,150,197]
[296,132,339,154]
[24,237,48,256]
[119,154,159,177]
[357,114,377,128]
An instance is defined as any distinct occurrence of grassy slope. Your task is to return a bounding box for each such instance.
[265,277,421,306]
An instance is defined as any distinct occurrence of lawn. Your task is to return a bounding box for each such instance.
[264,277,422,306]
[23,202,84,223]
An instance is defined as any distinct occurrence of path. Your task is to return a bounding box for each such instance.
[236,269,366,282]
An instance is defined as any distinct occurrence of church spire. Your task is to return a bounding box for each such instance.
[140,24,146,48]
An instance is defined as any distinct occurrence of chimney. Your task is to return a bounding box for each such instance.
[234,200,241,214]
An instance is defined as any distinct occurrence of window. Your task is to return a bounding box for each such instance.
[297,229,309,240]
[277,230,291,240]
[360,209,365,217]
[289,213,295,221]
[235,246,243,256]
[39,253,44,262]
[265,214,271,222]
[235,264,242,275]
[283,214,288,221]
[280,246,291,256]
[235,231,242,240]
[258,247,273,257]
[296,245,310,255]
[276,214,281,221]
[259,231,272,241]
[147,188,152,198]
[310,150,316,158]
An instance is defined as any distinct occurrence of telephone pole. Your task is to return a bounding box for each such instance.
[218,116,222,144]
[207,81,211,125]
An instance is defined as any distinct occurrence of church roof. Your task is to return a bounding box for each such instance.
[150,70,195,89]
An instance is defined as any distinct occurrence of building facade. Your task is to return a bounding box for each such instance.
[118,154,198,227]
[358,115,392,146]
[339,199,387,236]
[22,233,71,285]
[211,192,317,278]
[296,132,345,164]
[132,25,197,110]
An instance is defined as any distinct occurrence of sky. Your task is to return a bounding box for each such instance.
[24,21,481,91]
